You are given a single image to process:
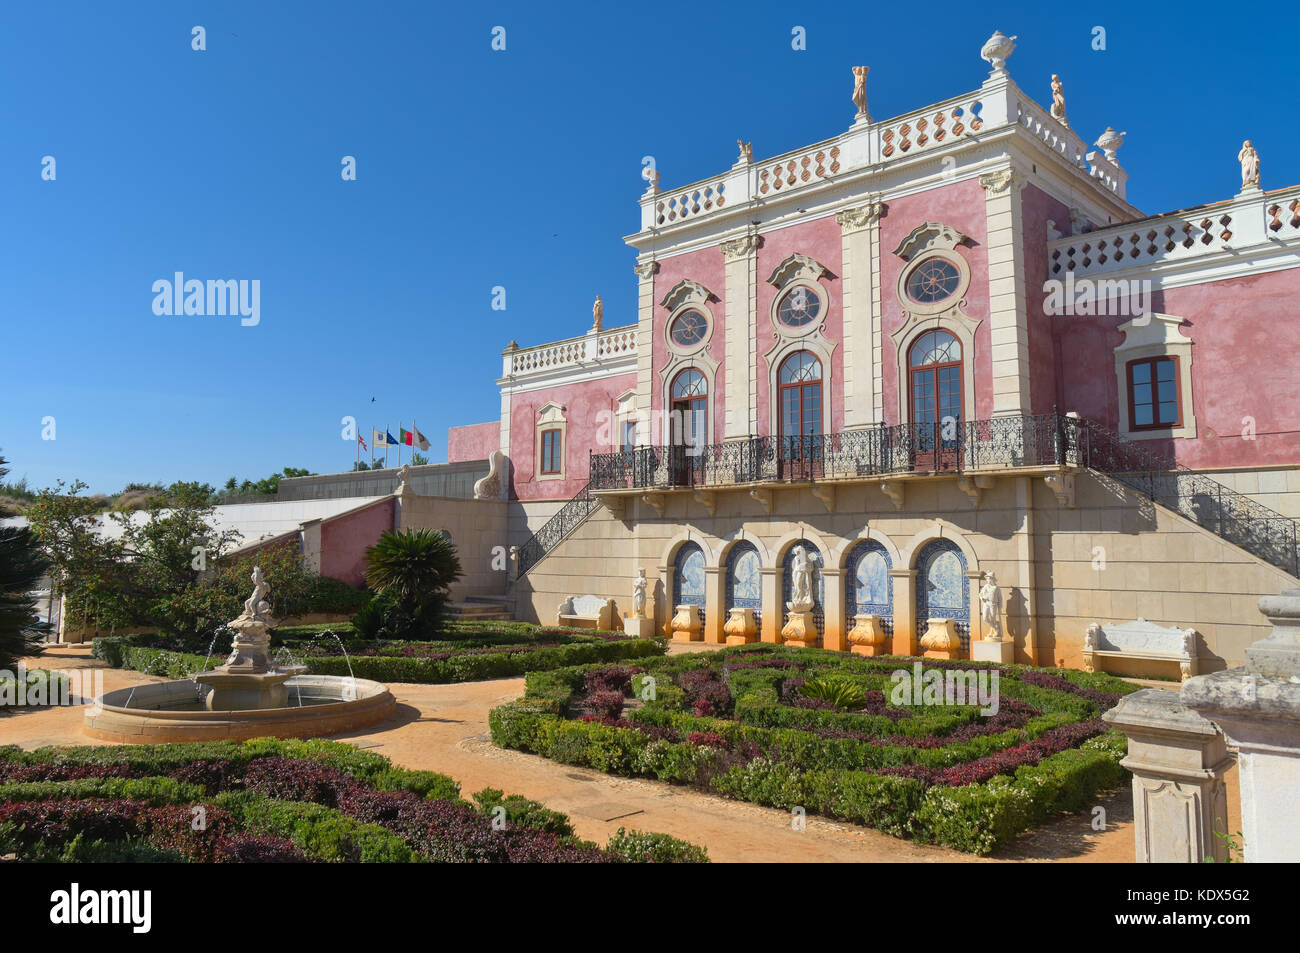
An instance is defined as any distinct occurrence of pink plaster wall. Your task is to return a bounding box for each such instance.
[753,216,845,436]
[1056,267,1300,468]
[651,246,728,442]
[320,498,395,587]
[1021,183,1072,415]
[448,420,499,463]
[878,178,992,424]
[510,372,638,501]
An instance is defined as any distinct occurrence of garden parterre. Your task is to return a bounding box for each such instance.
[489,645,1138,855]
[0,738,707,863]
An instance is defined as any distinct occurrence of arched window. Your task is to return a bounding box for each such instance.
[672,542,706,628]
[725,541,762,626]
[778,351,823,476]
[915,539,970,652]
[845,541,893,637]
[908,330,963,463]
[669,368,708,485]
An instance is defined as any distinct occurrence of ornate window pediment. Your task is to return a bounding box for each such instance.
[659,279,715,312]
[892,222,968,261]
[766,252,830,288]
[537,401,566,425]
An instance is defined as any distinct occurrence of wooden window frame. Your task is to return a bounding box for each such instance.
[1126,355,1182,432]
[539,428,562,475]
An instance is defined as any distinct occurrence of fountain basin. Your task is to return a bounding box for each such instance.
[194,665,308,711]
[83,675,396,743]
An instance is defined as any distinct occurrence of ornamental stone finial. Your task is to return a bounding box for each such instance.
[981,30,1017,73]
[1094,127,1126,163]
[737,139,753,163]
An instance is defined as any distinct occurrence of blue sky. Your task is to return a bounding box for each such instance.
[2,0,1295,493]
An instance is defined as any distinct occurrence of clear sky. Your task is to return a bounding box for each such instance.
[3,0,1296,493]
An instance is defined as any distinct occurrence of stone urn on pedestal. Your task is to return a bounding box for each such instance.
[847,614,887,657]
[670,604,702,642]
[194,567,305,711]
[919,618,964,660]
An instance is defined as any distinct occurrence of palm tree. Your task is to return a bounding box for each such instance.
[0,454,49,668]
[363,529,462,636]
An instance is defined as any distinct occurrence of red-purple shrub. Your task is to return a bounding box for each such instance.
[586,690,626,720]
[687,731,728,749]
[583,665,644,696]
[242,757,351,808]
[212,833,308,863]
[679,669,732,717]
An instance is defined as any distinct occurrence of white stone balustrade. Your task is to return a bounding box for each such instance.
[502,325,638,379]
[636,74,1126,235]
[1047,186,1300,281]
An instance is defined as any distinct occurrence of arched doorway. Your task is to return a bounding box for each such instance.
[725,541,762,628]
[845,540,893,637]
[778,350,823,479]
[672,541,706,629]
[907,329,963,470]
[781,541,824,635]
[669,368,707,486]
[914,539,970,652]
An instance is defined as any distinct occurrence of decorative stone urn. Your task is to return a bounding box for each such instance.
[670,604,702,642]
[980,30,1017,74]
[919,618,963,660]
[723,607,758,645]
[1094,127,1126,163]
[847,613,887,657]
[194,567,305,711]
[781,609,819,648]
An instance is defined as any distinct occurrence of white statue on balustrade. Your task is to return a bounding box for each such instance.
[1239,140,1261,189]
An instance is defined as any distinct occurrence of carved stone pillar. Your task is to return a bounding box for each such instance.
[889,568,917,655]
[1102,689,1231,863]
[721,231,760,438]
[836,202,883,428]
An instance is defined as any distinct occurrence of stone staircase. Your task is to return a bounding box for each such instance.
[447,595,515,623]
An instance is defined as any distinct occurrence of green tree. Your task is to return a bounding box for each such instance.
[26,478,124,634]
[0,455,49,667]
[410,452,429,466]
[363,529,462,637]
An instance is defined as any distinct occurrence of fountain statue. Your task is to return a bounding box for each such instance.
[194,567,306,711]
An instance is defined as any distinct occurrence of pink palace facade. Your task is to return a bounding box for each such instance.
[445,31,1300,674]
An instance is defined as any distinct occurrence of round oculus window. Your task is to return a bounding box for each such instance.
[905,257,962,304]
[777,285,821,328]
[669,309,708,347]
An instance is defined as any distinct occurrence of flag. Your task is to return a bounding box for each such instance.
[412,426,431,452]
[373,428,396,448]
[386,429,398,448]
[357,433,367,451]
[400,428,414,447]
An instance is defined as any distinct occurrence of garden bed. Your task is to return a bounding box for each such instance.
[0,738,706,863]
[489,645,1137,855]
[91,623,666,685]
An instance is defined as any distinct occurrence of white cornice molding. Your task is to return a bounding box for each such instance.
[892,222,968,261]
[765,252,831,287]
[659,278,716,311]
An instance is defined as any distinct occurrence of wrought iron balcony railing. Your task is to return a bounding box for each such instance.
[589,413,1080,491]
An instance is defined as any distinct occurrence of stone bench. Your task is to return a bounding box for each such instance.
[1083,618,1199,682]
[556,594,614,630]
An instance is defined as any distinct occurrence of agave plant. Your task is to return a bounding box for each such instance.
[362,529,462,638]
[798,674,866,711]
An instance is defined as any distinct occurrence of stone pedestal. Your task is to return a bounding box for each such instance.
[723,608,758,645]
[847,614,888,657]
[1182,589,1300,862]
[919,618,963,660]
[670,604,702,642]
[781,609,820,648]
[971,639,1014,663]
[623,616,656,638]
[1102,689,1231,863]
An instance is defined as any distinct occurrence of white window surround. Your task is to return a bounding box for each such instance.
[614,389,640,448]
[1114,313,1197,441]
[663,302,715,358]
[764,335,836,440]
[889,221,979,425]
[658,356,717,447]
[766,252,832,341]
[535,401,567,481]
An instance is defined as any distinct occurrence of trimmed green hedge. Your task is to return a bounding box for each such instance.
[93,630,667,684]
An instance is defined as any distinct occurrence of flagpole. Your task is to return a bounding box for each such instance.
[370,430,375,468]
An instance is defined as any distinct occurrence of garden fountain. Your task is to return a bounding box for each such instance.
[84,567,395,743]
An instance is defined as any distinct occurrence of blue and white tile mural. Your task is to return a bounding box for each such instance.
[674,543,706,626]
[846,541,892,634]
[726,542,762,620]
[915,539,970,649]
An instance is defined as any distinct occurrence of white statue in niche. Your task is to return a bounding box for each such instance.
[632,569,647,619]
[979,571,1003,641]
[1084,623,1102,652]
[1238,140,1261,189]
[788,545,817,613]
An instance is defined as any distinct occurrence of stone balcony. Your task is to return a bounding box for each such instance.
[499,324,637,383]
